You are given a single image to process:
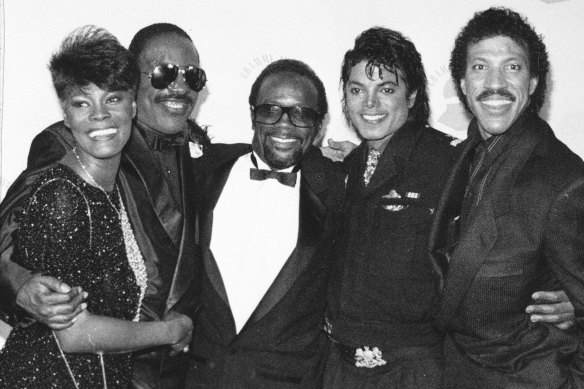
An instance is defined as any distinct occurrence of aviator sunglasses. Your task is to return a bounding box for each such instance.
[142,63,207,91]
[252,104,322,128]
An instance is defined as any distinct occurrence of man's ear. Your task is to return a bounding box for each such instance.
[250,107,256,130]
[529,76,539,96]
[407,90,418,109]
[132,100,137,118]
[460,79,467,96]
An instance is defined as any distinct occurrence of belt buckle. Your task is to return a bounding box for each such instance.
[355,346,387,368]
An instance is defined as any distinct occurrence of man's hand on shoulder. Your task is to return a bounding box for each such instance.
[16,274,87,330]
[526,290,575,330]
[320,139,358,162]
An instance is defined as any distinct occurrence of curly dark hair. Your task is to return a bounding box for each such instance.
[248,59,328,124]
[340,27,430,124]
[49,25,139,100]
[128,23,193,59]
[450,7,548,115]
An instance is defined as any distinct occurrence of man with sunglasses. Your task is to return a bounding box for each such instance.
[0,23,208,388]
[185,58,344,388]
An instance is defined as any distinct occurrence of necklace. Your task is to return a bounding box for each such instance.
[61,147,148,386]
[72,146,147,311]
[73,147,120,217]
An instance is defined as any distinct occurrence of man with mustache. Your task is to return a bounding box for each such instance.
[184,59,344,388]
[429,7,584,388]
[0,23,208,388]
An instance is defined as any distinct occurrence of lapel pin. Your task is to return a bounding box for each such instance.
[189,142,204,158]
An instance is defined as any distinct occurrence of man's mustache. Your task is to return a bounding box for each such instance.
[154,93,194,105]
[476,88,515,102]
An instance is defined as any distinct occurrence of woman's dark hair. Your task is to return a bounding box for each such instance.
[450,7,548,114]
[49,25,139,100]
[341,27,430,124]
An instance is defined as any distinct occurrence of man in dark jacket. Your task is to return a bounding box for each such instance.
[0,23,208,388]
[185,59,345,388]
[429,8,584,388]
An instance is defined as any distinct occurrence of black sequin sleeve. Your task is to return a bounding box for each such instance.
[14,177,92,285]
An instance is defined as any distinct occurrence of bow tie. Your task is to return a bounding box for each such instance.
[151,133,186,151]
[250,168,297,187]
[249,153,298,187]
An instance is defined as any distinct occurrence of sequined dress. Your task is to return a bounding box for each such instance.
[0,164,142,388]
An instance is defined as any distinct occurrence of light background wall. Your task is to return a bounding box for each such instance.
[1,0,582,198]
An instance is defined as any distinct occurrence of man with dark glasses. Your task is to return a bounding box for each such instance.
[185,59,344,388]
[0,23,208,388]
[142,63,206,92]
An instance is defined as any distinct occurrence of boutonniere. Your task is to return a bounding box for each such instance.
[381,190,420,211]
[187,123,210,159]
[189,142,203,158]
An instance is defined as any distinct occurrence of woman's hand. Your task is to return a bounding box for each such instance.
[163,311,194,356]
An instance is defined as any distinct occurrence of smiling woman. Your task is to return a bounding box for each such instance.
[0,25,193,388]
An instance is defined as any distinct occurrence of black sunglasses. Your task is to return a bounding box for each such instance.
[252,104,321,128]
[142,63,207,92]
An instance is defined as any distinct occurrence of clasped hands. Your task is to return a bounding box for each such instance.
[16,273,195,352]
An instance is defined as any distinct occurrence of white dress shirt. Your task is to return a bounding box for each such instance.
[210,152,300,333]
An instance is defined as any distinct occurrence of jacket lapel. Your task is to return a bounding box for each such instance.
[357,122,422,198]
[165,142,198,313]
[123,126,183,246]
[436,115,545,326]
[428,138,475,288]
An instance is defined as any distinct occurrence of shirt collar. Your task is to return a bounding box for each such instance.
[136,120,188,151]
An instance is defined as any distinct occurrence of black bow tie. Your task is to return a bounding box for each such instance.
[151,133,186,151]
[250,168,297,187]
[249,154,298,187]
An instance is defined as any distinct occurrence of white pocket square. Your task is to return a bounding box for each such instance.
[381,190,421,211]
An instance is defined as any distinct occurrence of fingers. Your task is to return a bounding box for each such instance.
[16,278,87,328]
[528,301,575,326]
[42,287,87,306]
[328,139,358,155]
[526,292,575,329]
[38,275,72,294]
[526,301,574,315]
[319,146,345,162]
[327,139,343,149]
[45,305,87,330]
[555,320,576,330]
[530,290,569,303]
[43,290,88,330]
[530,311,574,323]
[169,342,189,357]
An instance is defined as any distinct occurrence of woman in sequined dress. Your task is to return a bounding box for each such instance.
[0,26,193,389]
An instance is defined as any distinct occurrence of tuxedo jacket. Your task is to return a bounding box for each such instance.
[429,113,584,388]
[0,120,203,388]
[186,144,345,388]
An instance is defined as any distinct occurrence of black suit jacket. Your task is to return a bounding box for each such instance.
[0,120,203,388]
[326,122,459,349]
[186,144,345,388]
[429,114,584,388]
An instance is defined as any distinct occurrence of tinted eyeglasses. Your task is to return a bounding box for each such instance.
[142,63,207,92]
[252,104,321,128]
